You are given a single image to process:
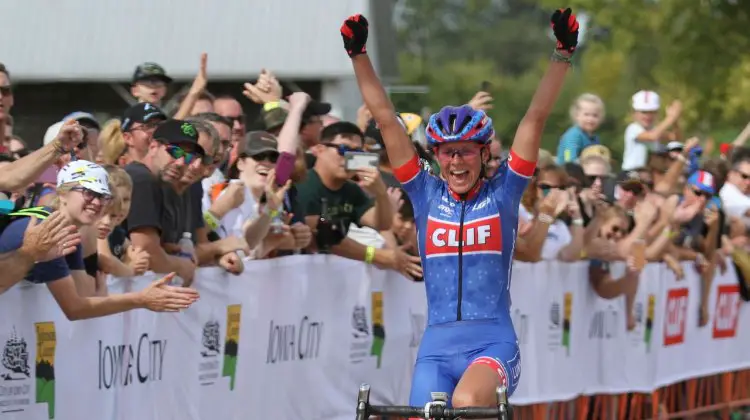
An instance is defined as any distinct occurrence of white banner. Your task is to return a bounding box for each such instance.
[0,256,748,420]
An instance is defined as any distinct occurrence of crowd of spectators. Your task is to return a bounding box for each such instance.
[1,54,749,333]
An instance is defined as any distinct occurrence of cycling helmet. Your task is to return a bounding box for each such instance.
[425,105,494,147]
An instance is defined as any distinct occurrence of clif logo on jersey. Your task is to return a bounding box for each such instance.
[663,288,689,346]
[425,214,502,258]
[713,285,741,339]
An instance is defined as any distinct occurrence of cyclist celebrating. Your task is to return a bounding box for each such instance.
[340,9,579,411]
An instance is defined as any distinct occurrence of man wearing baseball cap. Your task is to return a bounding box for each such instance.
[123,119,205,285]
[131,62,173,106]
[121,102,168,162]
[622,90,683,171]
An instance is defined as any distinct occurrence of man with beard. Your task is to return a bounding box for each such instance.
[122,120,205,285]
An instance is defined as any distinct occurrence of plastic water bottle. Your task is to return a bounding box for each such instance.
[177,232,194,262]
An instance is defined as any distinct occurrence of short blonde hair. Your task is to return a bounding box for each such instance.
[569,93,606,122]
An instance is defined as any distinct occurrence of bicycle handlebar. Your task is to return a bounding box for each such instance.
[368,404,506,418]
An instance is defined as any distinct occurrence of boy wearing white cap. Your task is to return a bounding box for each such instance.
[621,90,682,170]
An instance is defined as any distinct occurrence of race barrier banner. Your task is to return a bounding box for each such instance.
[0,255,748,419]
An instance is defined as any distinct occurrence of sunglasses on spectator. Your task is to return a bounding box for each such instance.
[131,121,161,133]
[323,143,363,155]
[538,184,566,196]
[586,174,608,185]
[691,188,712,199]
[620,183,644,195]
[225,115,245,126]
[247,151,279,163]
[0,85,12,96]
[165,144,202,164]
[71,186,113,204]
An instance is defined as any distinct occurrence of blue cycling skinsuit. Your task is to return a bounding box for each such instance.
[393,149,535,407]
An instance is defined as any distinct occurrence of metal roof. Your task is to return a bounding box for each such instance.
[1,0,375,82]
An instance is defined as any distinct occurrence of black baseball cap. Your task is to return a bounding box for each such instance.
[121,103,167,132]
[153,119,206,156]
[240,131,279,157]
[132,62,173,84]
[302,100,332,121]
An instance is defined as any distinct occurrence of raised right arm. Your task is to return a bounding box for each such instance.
[344,15,415,168]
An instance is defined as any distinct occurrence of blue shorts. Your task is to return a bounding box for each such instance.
[408,319,521,407]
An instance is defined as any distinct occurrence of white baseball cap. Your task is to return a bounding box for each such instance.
[56,160,111,196]
[632,90,660,112]
[666,141,684,152]
[43,112,100,145]
[43,121,65,145]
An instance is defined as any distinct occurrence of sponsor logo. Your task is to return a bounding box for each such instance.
[98,333,168,389]
[350,292,387,368]
[547,292,573,356]
[588,304,619,340]
[663,288,689,346]
[199,319,221,386]
[471,197,491,211]
[222,305,241,390]
[437,204,453,216]
[713,285,741,339]
[425,214,502,258]
[267,316,324,364]
[642,294,656,352]
[1,327,32,414]
[35,322,56,419]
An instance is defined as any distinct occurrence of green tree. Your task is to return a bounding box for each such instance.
[539,0,750,143]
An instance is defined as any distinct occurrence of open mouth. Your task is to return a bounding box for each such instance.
[83,205,100,217]
[256,166,270,180]
[449,169,470,184]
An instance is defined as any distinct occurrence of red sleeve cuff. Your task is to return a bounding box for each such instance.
[508,149,536,177]
[393,154,421,183]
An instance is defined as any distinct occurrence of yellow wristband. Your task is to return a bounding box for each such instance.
[263,101,281,111]
[579,250,587,259]
[365,246,376,264]
[203,211,219,231]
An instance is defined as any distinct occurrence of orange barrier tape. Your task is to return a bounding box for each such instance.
[385,369,750,420]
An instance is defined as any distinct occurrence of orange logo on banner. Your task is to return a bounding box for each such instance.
[712,284,741,339]
[663,288,689,346]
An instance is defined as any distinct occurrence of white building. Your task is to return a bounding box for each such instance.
[1,0,399,144]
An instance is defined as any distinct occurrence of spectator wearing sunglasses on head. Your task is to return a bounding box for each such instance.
[122,120,205,286]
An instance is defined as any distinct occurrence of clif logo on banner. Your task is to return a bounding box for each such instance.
[712,285,741,339]
[425,215,502,258]
[663,288,689,346]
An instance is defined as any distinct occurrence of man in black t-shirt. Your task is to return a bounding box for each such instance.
[123,119,205,285]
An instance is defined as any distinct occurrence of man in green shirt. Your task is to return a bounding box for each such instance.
[296,122,421,277]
